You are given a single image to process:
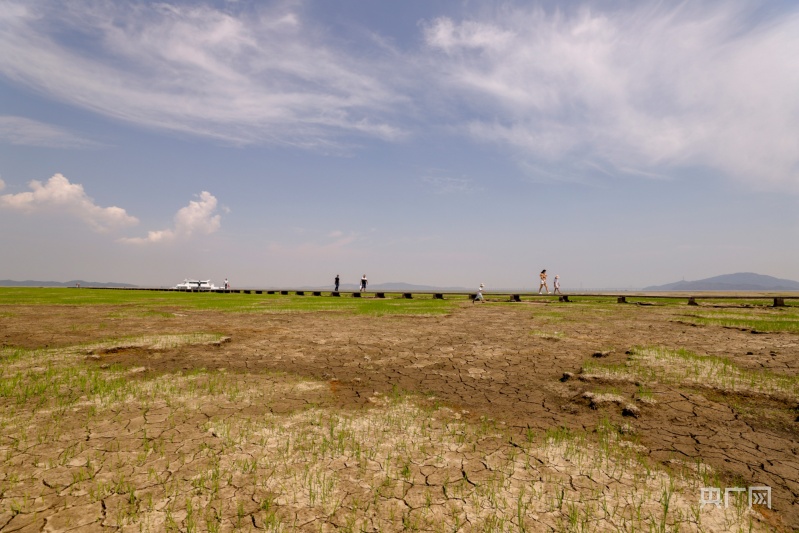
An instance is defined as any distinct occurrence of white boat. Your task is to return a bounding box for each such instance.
[174,279,219,291]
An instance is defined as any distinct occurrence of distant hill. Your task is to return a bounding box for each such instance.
[0,279,137,288]
[644,272,799,291]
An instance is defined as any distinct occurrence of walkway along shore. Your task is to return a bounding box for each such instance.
[69,286,799,307]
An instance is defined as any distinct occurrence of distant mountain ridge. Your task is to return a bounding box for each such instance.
[0,279,137,288]
[644,272,799,291]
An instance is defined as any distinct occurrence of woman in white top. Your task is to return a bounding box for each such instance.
[539,270,549,295]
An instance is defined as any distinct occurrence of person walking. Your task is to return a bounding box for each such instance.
[360,274,368,292]
[539,270,549,295]
[553,275,561,294]
[474,283,485,303]
[334,274,340,292]
[224,278,230,290]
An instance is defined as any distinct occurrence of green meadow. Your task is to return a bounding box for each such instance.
[0,287,457,316]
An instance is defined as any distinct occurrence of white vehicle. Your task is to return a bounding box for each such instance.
[174,279,219,291]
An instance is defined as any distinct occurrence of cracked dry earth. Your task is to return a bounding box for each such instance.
[1,298,798,531]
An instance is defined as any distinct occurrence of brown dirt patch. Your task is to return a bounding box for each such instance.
[1,299,797,530]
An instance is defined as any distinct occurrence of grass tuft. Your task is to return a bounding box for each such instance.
[583,346,799,400]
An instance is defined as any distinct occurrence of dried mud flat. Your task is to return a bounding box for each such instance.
[1,297,798,531]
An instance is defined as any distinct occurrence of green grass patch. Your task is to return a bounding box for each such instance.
[532,310,566,321]
[0,334,230,408]
[0,288,457,316]
[584,346,799,400]
[255,295,455,316]
[680,308,799,333]
[563,296,687,306]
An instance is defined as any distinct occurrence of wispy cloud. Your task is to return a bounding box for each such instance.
[267,229,360,257]
[422,173,478,194]
[0,116,99,148]
[0,1,407,148]
[422,3,799,190]
[2,2,798,191]
[120,191,221,244]
[0,173,138,232]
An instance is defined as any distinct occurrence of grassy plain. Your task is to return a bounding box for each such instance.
[1,288,797,531]
[0,288,456,316]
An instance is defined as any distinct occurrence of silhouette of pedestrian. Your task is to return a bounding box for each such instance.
[360,274,368,292]
[334,274,340,292]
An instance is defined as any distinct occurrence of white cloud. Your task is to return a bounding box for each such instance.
[0,116,99,148]
[0,1,406,148]
[3,1,799,192]
[423,17,515,53]
[0,173,138,232]
[121,191,221,244]
[422,3,799,191]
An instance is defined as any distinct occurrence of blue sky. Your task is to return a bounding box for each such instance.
[1,0,797,289]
